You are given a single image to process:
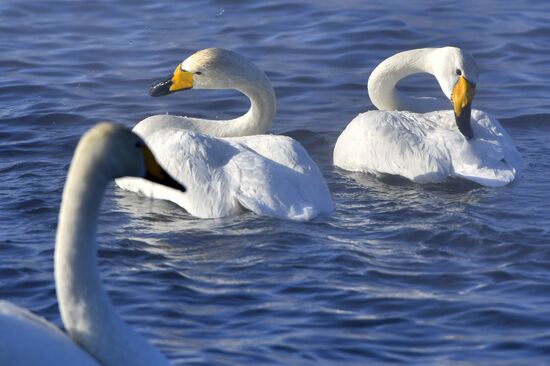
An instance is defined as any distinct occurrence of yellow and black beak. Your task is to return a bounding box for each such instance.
[149,66,193,97]
[450,76,475,140]
[140,144,186,192]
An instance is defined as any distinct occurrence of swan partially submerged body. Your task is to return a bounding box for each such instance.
[0,301,100,366]
[334,47,521,187]
[1,123,185,366]
[118,48,333,220]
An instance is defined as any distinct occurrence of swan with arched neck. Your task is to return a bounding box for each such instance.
[118,48,333,220]
[334,47,521,187]
[0,123,185,366]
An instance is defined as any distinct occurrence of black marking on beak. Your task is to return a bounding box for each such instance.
[149,76,173,97]
[451,76,476,141]
[455,101,474,140]
[144,167,186,192]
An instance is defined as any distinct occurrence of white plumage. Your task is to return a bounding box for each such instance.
[335,109,520,186]
[118,130,333,220]
[117,48,333,220]
[0,301,100,366]
[0,123,185,366]
[334,47,521,186]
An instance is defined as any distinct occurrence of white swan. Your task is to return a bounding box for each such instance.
[116,48,333,221]
[333,47,521,187]
[0,123,186,366]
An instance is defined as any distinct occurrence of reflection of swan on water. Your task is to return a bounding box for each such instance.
[117,48,333,221]
[334,47,521,187]
[0,123,186,366]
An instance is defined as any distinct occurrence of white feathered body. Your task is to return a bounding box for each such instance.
[117,129,334,220]
[120,48,333,220]
[0,301,100,366]
[334,109,521,187]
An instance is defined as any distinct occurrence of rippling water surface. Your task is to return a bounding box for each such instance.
[1,0,550,364]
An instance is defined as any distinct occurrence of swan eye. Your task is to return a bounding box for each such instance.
[456,69,462,76]
[195,71,202,75]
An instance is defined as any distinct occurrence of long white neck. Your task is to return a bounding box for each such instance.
[367,48,449,113]
[214,72,276,137]
[54,150,170,366]
[135,72,276,139]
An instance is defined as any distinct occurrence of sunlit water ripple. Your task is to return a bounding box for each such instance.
[1,0,550,364]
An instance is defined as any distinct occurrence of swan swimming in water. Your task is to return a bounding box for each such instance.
[0,123,186,366]
[117,48,333,221]
[333,47,521,187]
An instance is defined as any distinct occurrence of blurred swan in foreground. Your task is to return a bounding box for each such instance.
[117,48,333,221]
[0,123,186,366]
[334,47,521,187]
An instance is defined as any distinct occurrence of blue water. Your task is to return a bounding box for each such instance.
[1,0,550,364]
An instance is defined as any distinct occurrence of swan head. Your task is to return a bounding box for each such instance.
[79,123,186,191]
[149,48,267,96]
[431,47,478,140]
